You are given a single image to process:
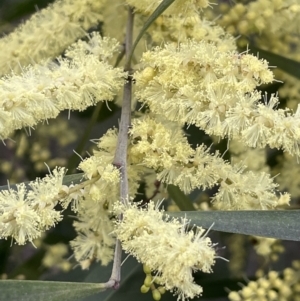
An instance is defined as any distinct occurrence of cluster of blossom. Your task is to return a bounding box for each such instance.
[0,33,126,140]
[130,116,289,210]
[78,115,288,211]
[134,40,300,158]
[68,140,137,268]
[0,0,107,76]
[113,200,216,300]
[219,0,300,37]
[0,167,66,245]
[0,154,121,266]
[148,14,237,52]
[212,0,300,124]
[69,197,116,268]
[0,151,122,264]
[84,128,145,201]
[0,0,298,296]
[228,261,300,301]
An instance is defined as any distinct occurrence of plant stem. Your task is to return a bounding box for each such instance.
[109,6,134,289]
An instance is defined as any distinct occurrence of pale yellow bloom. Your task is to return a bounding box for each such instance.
[114,201,216,300]
[0,167,66,244]
[128,116,282,210]
[0,0,107,76]
[135,40,300,158]
[0,34,126,139]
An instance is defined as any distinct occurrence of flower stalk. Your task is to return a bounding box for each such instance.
[109,5,135,289]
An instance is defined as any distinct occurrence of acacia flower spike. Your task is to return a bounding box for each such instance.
[0,0,107,76]
[114,200,217,300]
[0,34,126,140]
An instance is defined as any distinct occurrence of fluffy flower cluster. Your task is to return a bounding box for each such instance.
[68,137,136,268]
[129,116,284,210]
[70,195,116,268]
[0,33,126,140]
[77,115,286,213]
[130,116,194,170]
[78,156,120,203]
[77,128,145,206]
[149,14,237,52]
[0,167,66,244]
[134,41,300,157]
[113,201,216,300]
[135,41,273,127]
[0,0,107,76]
[135,41,273,110]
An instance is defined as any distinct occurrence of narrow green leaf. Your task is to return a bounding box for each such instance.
[0,280,106,301]
[0,173,84,192]
[167,210,300,241]
[247,45,300,79]
[128,0,175,64]
[167,185,195,211]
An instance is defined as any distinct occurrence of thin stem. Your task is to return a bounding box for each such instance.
[54,175,100,202]
[109,240,123,289]
[109,6,135,288]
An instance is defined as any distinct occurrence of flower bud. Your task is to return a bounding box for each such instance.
[141,285,150,293]
[152,289,161,301]
[144,274,153,287]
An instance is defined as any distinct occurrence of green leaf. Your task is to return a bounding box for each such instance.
[247,45,300,79]
[0,173,84,192]
[128,0,175,64]
[0,280,106,301]
[167,185,195,211]
[167,210,300,241]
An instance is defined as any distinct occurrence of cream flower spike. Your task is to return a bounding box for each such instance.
[113,200,217,300]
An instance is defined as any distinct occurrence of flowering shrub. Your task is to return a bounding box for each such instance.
[0,0,299,300]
